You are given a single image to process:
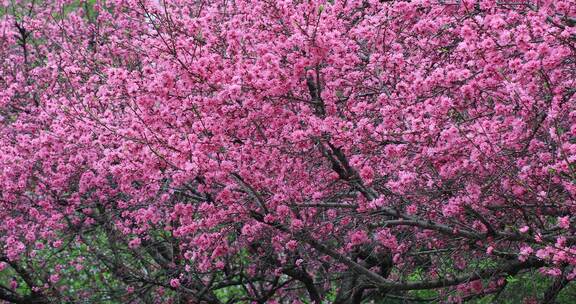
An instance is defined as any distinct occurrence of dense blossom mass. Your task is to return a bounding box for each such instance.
[0,0,576,303]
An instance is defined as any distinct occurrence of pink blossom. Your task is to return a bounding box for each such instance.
[286,240,298,251]
[360,166,375,184]
[0,0,573,302]
[558,216,570,229]
[128,238,142,249]
[348,230,369,246]
[49,274,60,283]
[170,278,181,289]
[290,219,304,231]
[376,229,399,252]
[519,246,533,262]
[405,205,417,215]
[486,246,494,255]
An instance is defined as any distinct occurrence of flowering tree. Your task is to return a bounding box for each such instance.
[0,0,576,303]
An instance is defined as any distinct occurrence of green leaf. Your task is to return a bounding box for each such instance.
[506,275,519,283]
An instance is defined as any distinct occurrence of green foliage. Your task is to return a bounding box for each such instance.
[470,271,576,304]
